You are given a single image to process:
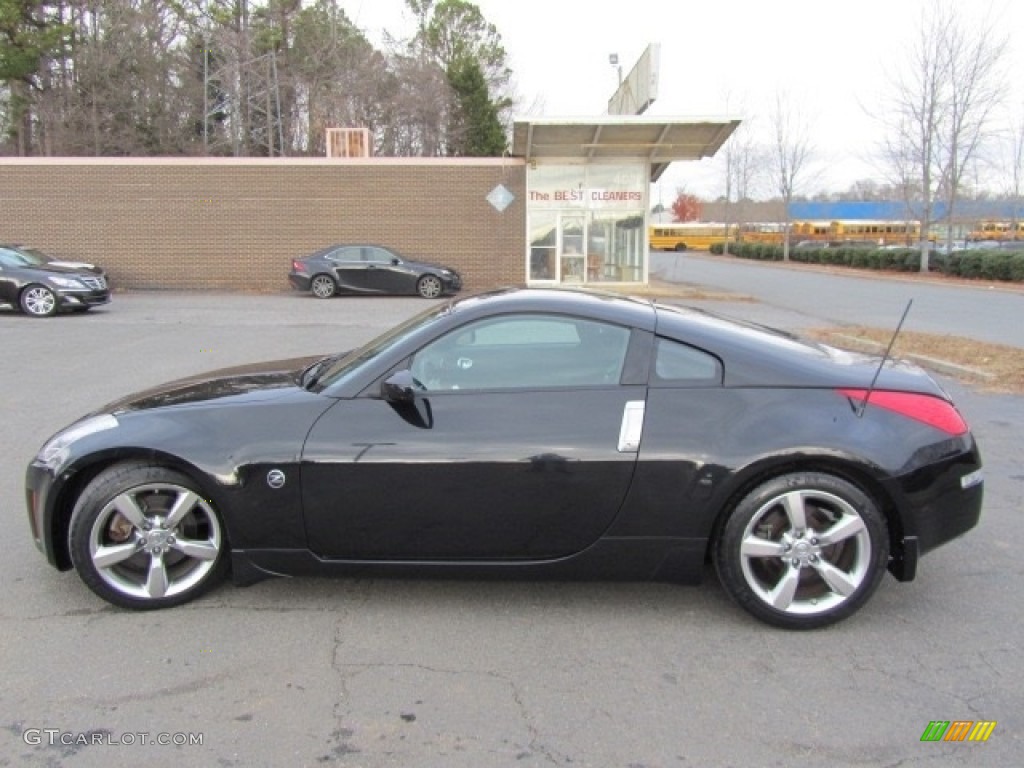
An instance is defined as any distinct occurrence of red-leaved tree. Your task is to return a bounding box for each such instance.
[671,191,703,222]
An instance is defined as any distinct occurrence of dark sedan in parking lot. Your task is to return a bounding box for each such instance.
[24,288,982,628]
[0,244,110,317]
[289,244,462,299]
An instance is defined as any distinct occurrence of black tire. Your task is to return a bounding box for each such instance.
[673,243,687,252]
[416,274,443,299]
[310,274,336,299]
[69,463,229,609]
[714,472,889,629]
[20,284,58,317]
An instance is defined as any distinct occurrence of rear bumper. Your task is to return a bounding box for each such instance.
[886,440,983,582]
[288,273,311,292]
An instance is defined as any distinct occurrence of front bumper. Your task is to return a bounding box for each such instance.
[56,287,110,309]
[25,460,67,569]
[440,273,462,293]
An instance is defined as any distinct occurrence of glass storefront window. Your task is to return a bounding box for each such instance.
[529,210,557,281]
[526,161,647,285]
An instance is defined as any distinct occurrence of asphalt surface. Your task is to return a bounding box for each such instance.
[1,287,1021,767]
[652,251,1024,348]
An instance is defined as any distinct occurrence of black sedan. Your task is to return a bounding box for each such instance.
[0,244,110,317]
[289,244,462,299]
[25,289,982,628]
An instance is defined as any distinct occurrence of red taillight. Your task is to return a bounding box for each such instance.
[837,389,968,436]
[292,260,306,272]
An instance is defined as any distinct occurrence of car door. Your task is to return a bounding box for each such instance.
[361,246,411,294]
[301,313,647,560]
[0,248,26,304]
[328,246,370,292]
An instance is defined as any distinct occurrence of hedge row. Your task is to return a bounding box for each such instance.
[708,242,1024,282]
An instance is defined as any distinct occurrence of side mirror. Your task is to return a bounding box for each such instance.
[381,370,419,404]
[391,257,401,265]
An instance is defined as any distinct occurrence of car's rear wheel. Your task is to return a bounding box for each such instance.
[417,274,443,299]
[69,463,228,609]
[714,472,889,629]
[310,274,336,298]
[20,284,58,317]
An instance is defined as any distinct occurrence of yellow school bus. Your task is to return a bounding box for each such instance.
[648,223,738,251]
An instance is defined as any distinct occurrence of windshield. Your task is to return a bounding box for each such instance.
[315,302,452,390]
[0,246,46,267]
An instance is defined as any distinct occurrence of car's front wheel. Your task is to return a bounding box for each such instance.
[69,463,228,609]
[714,472,889,629]
[310,274,336,298]
[20,284,58,317]
[417,274,443,298]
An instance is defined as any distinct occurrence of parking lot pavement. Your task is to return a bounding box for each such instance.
[652,250,1024,348]
[2,292,1022,767]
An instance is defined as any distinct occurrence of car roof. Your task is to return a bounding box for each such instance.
[446,287,658,332]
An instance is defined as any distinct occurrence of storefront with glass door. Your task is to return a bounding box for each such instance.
[512,117,740,287]
[526,162,648,286]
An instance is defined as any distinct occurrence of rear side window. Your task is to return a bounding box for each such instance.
[652,337,721,385]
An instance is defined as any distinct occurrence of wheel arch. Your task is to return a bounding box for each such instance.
[48,449,234,571]
[702,453,904,564]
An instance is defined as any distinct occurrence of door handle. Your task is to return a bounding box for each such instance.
[617,400,645,453]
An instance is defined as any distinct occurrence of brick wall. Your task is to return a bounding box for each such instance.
[0,158,527,294]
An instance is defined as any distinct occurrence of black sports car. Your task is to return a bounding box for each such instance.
[25,289,983,628]
[0,244,110,317]
[288,244,462,299]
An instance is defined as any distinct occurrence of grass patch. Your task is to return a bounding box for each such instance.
[806,327,1024,394]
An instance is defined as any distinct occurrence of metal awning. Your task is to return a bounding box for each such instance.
[511,117,741,181]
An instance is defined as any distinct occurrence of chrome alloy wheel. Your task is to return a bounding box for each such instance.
[738,489,871,616]
[417,275,442,299]
[87,483,222,601]
[310,274,336,298]
[21,285,57,317]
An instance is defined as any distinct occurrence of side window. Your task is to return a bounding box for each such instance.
[652,337,721,385]
[410,315,631,391]
[365,247,392,264]
[332,247,359,262]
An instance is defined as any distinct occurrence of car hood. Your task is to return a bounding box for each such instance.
[47,259,103,274]
[20,262,104,278]
[98,355,323,414]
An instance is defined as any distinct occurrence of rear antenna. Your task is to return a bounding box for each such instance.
[857,299,913,418]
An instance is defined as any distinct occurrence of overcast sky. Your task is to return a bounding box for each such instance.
[340,0,1023,200]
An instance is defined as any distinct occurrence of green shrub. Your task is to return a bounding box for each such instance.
[696,238,1024,281]
[959,252,984,278]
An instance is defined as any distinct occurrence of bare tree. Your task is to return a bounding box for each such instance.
[881,120,926,242]
[1007,105,1024,236]
[938,6,1007,252]
[769,92,813,261]
[722,123,763,254]
[884,0,1007,270]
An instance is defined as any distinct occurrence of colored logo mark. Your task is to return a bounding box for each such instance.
[920,720,996,742]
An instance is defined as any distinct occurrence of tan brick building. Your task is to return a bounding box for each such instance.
[0,157,527,293]
[0,118,737,295]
